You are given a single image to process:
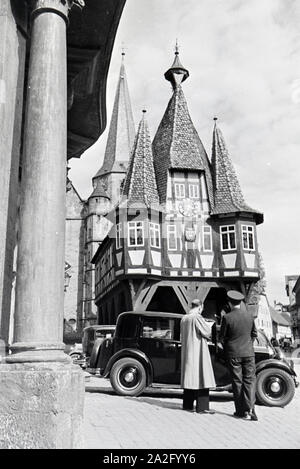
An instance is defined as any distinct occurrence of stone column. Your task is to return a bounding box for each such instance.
[0,1,84,449]
[8,0,72,363]
[0,1,24,344]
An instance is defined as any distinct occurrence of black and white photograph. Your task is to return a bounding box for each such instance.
[0,0,299,452]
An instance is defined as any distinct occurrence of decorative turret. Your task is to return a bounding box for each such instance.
[153,47,213,205]
[211,119,263,224]
[88,185,110,217]
[123,110,159,208]
[164,42,189,89]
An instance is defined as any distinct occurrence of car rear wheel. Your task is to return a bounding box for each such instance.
[110,358,147,396]
[256,368,295,407]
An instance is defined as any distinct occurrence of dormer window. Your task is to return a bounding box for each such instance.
[242,225,255,250]
[189,184,199,199]
[174,183,185,199]
[220,225,236,251]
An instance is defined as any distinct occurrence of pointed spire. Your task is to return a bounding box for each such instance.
[93,53,135,181]
[122,110,159,208]
[153,80,213,204]
[164,42,189,89]
[211,120,263,224]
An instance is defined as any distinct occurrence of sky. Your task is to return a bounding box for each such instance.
[69,0,300,305]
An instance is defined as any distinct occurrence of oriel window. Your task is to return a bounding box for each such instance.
[220,225,236,251]
[167,225,177,251]
[149,222,161,248]
[242,225,255,250]
[128,221,144,247]
[116,223,122,249]
[202,226,212,251]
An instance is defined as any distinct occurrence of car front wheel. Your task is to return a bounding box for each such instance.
[110,358,147,396]
[70,353,82,362]
[256,368,295,407]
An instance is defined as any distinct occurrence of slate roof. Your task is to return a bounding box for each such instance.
[210,122,263,224]
[152,84,214,205]
[93,55,135,180]
[88,185,110,200]
[122,111,160,208]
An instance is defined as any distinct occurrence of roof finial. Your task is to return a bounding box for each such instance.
[164,43,189,89]
[214,116,218,123]
[121,42,126,58]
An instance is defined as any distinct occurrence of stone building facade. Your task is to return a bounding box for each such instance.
[65,180,85,326]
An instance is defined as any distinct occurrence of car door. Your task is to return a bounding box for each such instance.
[209,340,231,387]
[209,322,231,387]
[139,316,181,384]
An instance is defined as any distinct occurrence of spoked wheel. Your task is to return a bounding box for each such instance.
[256,368,295,407]
[110,358,147,396]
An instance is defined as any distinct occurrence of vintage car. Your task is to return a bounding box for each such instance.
[83,324,115,372]
[96,311,298,407]
[65,325,115,369]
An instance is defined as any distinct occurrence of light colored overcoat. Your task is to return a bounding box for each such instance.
[180,308,216,389]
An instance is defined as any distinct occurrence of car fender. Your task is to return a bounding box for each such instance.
[256,359,296,377]
[89,337,105,369]
[104,348,153,384]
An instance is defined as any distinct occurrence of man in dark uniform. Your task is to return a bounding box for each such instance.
[219,290,258,421]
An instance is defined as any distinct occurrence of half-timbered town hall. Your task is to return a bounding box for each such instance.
[90,48,264,325]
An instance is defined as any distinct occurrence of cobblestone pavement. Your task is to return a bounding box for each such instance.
[83,365,300,449]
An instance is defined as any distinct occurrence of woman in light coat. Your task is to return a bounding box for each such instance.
[180,299,216,413]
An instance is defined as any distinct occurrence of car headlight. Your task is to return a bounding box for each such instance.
[268,345,275,357]
[273,346,283,359]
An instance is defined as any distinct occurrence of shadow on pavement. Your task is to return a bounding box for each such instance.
[85,383,233,403]
[85,385,116,395]
[124,395,232,417]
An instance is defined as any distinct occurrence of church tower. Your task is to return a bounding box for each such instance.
[83,53,135,323]
[92,52,135,204]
